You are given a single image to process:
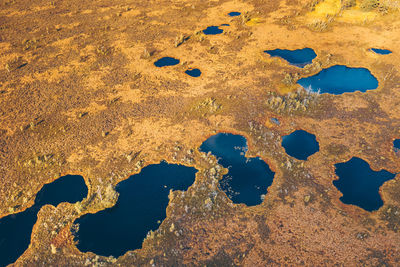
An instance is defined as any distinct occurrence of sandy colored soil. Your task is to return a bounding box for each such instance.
[1,0,400,265]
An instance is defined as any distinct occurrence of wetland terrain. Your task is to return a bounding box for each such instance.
[1,0,400,266]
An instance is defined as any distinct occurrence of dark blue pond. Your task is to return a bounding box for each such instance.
[203,26,223,35]
[264,48,317,68]
[200,133,275,206]
[394,139,400,152]
[74,162,197,257]
[0,175,87,267]
[370,48,392,55]
[154,57,180,67]
[282,130,319,160]
[228,12,241,17]
[185,68,201,77]
[297,65,379,94]
[221,23,230,26]
[333,157,395,211]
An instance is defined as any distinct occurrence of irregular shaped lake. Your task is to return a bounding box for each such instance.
[264,48,317,68]
[281,130,319,160]
[203,26,223,35]
[333,157,395,211]
[185,68,201,77]
[154,57,180,67]
[394,139,400,153]
[0,175,87,267]
[200,133,275,206]
[74,162,197,257]
[228,12,241,16]
[297,65,379,94]
[370,48,392,55]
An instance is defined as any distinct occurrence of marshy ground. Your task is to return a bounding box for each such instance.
[1,0,400,265]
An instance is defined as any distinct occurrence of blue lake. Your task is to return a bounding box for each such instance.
[264,48,317,68]
[185,68,201,77]
[154,57,180,67]
[370,48,392,55]
[221,23,230,26]
[0,175,87,267]
[203,26,223,35]
[297,65,379,94]
[394,139,400,152]
[228,12,241,16]
[74,162,197,257]
[333,157,395,211]
[200,133,275,206]
[281,130,319,160]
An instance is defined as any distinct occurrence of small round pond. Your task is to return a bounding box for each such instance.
[281,130,319,160]
[185,68,201,77]
[74,162,197,257]
[270,118,280,126]
[228,12,241,17]
[370,48,392,55]
[333,157,396,211]
[203,26,223,35]
[297,65,379,94]
[0,175,87,267]
[200,133,275,206]
[154,57,180,67]
[264,48,317,68]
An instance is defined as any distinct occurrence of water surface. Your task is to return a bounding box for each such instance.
[333,157,395,211]
[394,139,400,152]
[203,26,223,35]
[154,57,180,67]
[74,162,197,257]
[264,48,317,68]
[281,130,319,160]
[185,68,201,77]
[370,48,392,55]
[0,175,87,267]
[228,12,241,16]
[270,118,280,126]
[200,133,275,206]
[297,65,379,94]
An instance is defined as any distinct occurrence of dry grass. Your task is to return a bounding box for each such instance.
[302,0,399,24]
